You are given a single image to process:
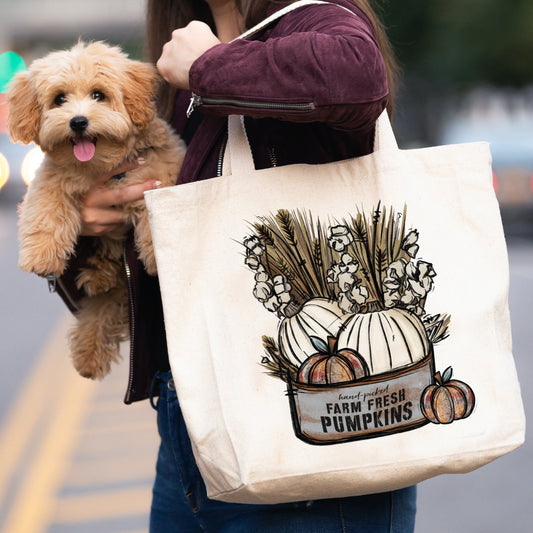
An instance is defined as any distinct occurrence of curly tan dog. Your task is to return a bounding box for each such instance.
[8,41,185,379]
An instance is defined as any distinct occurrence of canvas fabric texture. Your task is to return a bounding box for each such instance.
[144,0,525,505]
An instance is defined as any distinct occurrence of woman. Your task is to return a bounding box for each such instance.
[60,0,416,530]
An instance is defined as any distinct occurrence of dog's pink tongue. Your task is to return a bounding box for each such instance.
[73,139,95,162]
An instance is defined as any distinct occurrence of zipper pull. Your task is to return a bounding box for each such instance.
[186,94,202,118]
[46,274,57,293]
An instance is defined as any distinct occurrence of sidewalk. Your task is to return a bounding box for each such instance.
[0,314,159,533]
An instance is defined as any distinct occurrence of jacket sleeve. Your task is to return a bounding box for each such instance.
[188,2,388,132]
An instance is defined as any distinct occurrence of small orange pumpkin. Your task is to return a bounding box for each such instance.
[297,336,369,385]
[421,367,475,424]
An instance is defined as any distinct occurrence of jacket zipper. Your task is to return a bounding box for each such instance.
[187,93,315,118]
[217,130,228,177]
[123,246,136,403]
[268,147,278,167]
[216,124,279,175]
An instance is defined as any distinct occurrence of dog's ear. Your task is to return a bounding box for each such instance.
[7,71,41,145]
[123,61,159,130]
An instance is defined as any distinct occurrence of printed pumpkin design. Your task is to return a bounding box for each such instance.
[421,367,475,424]
[242,205,475,445]
[277,298,344,368]
[337,308,430,375]
[297,336,369,385]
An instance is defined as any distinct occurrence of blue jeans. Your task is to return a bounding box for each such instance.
[149,371,416,532]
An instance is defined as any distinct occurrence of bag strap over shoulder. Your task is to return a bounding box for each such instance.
[225,0,398,176]
[234,1,345,41]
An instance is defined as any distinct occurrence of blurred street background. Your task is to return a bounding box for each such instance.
[0,0,532,531]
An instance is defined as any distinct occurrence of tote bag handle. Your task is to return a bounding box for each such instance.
[225,111,398,176]
[224,0,399,176]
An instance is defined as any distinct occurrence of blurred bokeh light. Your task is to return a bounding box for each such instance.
[0,151,9,189]
[21,145,44,186]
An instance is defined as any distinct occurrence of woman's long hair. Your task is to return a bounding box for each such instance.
[146,0,399,120]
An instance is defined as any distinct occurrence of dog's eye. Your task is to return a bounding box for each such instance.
[92,90,105,102]
[53,93,66,106]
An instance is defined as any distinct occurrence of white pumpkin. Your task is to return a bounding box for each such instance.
[278,298,344,367]
[337,308,430,376]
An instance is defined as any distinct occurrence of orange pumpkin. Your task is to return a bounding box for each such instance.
[421,367,475,424]
[297,336,369,385]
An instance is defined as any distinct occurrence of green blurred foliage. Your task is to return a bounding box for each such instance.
[0,51,26,93]
[381,0,533,87]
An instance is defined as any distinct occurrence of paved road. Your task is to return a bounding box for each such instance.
[0,186,158,532]
[415,231,533,533]
[0,187,531,532]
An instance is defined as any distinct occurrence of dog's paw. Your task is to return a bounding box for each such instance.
[140,248,158,276]
[69,290,127,380]
[18,246,67,277]
[70,324,121,379]
[134,215,157,275]
[70,336,122,380]
[71,348,114,380]
[77,268,121,296]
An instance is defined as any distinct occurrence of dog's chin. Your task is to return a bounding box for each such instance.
[46,136,133,170]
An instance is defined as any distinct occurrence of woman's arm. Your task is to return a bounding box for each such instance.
[162,3,388,132]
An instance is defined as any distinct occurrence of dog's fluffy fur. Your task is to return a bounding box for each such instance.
[8,41,186,379]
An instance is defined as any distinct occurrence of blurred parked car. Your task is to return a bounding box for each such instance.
[441,89,533,207]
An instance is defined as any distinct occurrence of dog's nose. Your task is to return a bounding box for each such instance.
[70,116,89,134]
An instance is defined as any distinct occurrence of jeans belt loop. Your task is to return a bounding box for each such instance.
[149,370,163,410]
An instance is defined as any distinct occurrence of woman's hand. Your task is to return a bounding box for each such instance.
[80,159,159,237]
[157,21,221,90]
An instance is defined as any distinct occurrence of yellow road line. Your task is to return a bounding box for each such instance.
[0,314,73,509]
[79,420,155,436]
[1,315,99,533]
[65,458,155,488]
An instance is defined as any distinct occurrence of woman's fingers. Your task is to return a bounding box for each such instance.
[110,179,161,207]
[94,158,143,186]
[86,178,159,211]
[80,205,125,237]
[79,159,161,237]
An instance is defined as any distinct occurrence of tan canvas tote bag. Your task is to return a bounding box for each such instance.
[145,0,525,504]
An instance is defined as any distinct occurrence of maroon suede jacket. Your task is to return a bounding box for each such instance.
[57,0,388,403]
